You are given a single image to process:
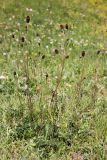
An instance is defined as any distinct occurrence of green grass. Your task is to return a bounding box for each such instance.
[0,0,107,159]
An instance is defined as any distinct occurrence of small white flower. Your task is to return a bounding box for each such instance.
[12,15,15,19]
[69,48,72,51]
[50,21,53,25]
[3,52,7,56]
[29,8,33,12]
[24,84,28,90]
[83,43,88,47]
[74,40,78,45]
[36,37,41,43]
[46,45,49,49]
[20,60,23,63]
[26,8,33,12]
[15,30,18,33]
[9,17,12,21]
[26,8,29,11]
[70,38,74,41]
[16,38,19,42]
[0,75,8,80]
[58,34,61,37]
[50,41,53,44]
[17,23,20,27]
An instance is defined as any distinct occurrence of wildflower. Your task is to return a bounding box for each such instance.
[65,55,69,59]
[17,23,20,27]
[38,43,40,46]
[13,71,17,76]
[35,34,41,45]
[26,8,33,12]
[46,45,49,49]
[97,50,101,55]
[60,24,64,30]
[12,15,15,19]
[42,55,45,59]
[29,8,33,12]
[26,16,30,23]
[20,60,23,63]
[26,8,29,11]
[12,34,15,38]
[9,17,12,21]
[50,40,53,44]
[36,33,40,37]
[80,51,85,58]
[65,24,68,29]
[45,73,48,81]
[16,38,19,42]
[0,75,8,80]
[21,84,28,91]
[3,52,7,56]
[21,37,25,42]
[69,48,72,51]
[54,49,59,54]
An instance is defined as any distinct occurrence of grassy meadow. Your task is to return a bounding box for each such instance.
[0,0,107,159]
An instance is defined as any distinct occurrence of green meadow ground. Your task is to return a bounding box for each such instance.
[0,0,107,159]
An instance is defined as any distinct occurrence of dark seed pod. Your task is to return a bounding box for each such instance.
[45,73,48,80]
[65,24,69,30]
[42,55,45,59]
[80,51,85,58]
[38,42,41,46]
[97,50,101,55]
[36,33,40,37]
[66,140,71,147]
[65,55,69,59]
[12,34,15,38]
[54,49,59,54]
[21,37,25,42]
[60,24,64,30]
[26,16,30,23]
[52,90,56,97]
[25,25,28,31]
[13,71,16,76]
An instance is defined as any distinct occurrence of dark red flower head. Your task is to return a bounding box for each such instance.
[13,71,16,76]
[26,16,30,23]
[65,24,69,30]
[60,24,64,30]
[97,50,101,55]
[21,37,25,42]
[54,49,59,54]
[80,51,85,58]
[12,34,15,38]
